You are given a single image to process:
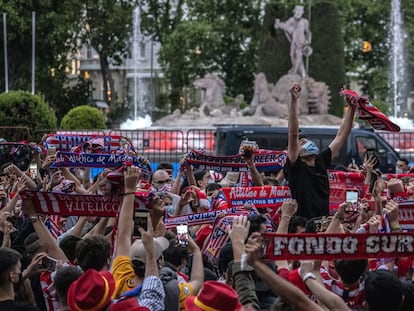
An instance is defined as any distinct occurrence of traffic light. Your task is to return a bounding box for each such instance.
[363,41,372,53]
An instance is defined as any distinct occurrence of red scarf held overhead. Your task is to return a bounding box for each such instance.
[339,88,400,132]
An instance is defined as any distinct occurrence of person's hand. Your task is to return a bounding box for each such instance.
[229,215,250,262]
[387,178,404,195]
[229,215,250,244]
[187,234,201,254]
[298,260,315,277]
[335,202,347,220]
[281,199,298,217]
[151,195,165,222]
[42,154,56,169]
[139,213,155,257]
[383,199,399,227]
[16,176,28,194]
[4,164,22,177]
[372,179,387,200]
[245,232,262,266]
[363,154,377,173]
[124,166,141,193]
[367,215,381,233]
[23,252,49,279]
[290,83,301,100]
[154,221,166,238]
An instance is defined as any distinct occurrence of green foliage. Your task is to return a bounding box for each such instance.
[0,91,57,140]
[154,0,263,109]
[258,1,291,83]
[53,77,93,123]
[310,1,346,116]
[107,100,131,128]
[60,105,106,130]
[0,1,84,110]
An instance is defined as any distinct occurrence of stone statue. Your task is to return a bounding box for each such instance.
[193,74,226,117]
[274,5,312,78]
[241,73,288,117]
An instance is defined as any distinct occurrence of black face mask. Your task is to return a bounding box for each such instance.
[13,272,23,292]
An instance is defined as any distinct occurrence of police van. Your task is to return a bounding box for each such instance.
[214,125,399,173]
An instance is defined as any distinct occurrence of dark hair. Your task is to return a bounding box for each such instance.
[0,247,22,286]
[75,235,111,271]
[131,260,145,278]
[54,266,83,305]
[334,259,368,285]
[194,170,208,182]
[365,270,403,311]
[218,242,233,275]
[288,216,307,233]
[163,239,189,268]
[59,235,82,264]
[248,214,267,237]
[205,182,222,193]
[399,158,409,165]
[401,280,414,311]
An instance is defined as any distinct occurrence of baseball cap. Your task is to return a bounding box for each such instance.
[131,237,169,262]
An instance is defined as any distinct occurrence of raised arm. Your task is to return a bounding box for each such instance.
[246,233,323,311]
[329,105,356,159]
[114,166,140,257]
[287,84,302,164]
[299,261,351,311]
[22,198,67,261]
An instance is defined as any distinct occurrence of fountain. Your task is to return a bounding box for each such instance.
[389,0,407,118]
[121,7,152,129]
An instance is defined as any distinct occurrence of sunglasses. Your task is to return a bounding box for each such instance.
[154,179,170,185]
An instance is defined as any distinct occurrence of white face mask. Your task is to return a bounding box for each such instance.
[396,167,403,174]
[208,179,215,184]
[155,184,172,192]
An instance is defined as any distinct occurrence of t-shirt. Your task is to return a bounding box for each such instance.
[111,256,138,299]
[285,148,331,219]
[0,300,40,311]
[178,282,193,311]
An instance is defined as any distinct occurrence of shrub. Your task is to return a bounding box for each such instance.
[60,105,107,130]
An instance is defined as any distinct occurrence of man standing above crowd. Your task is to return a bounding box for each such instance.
[285,84,356,218]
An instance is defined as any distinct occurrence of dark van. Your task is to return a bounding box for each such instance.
[214,125,399,173]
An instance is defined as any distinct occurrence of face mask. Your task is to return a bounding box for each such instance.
[396,167,403,174]
[208,179,215,184]
[155,184,171,192]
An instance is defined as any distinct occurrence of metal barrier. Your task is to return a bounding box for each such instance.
[378,130,414,162]
[109,128,216,163]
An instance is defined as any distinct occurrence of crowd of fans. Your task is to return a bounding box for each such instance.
[1,84,414,311]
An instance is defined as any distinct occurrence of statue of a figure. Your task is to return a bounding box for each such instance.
[274,5,312,78]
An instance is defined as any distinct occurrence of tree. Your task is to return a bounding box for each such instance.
[81,0,138,105]
[0,91,57,140]
[156,0,264,110]
[60,105,106,130]
[0,1,84,109]
[309,1,346,116]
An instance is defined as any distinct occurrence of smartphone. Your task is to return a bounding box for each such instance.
[39,256,57,272]
[177,224,189,246]
[133,210,148,236]
[346,190,359,210]
[29,163,38,178]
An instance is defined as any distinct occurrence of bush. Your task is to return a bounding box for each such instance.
[60,105,107,130]
[0,91,57,141]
